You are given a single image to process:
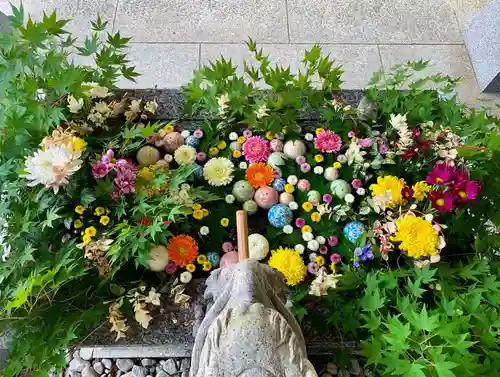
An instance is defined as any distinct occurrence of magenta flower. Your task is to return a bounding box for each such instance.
[330,253,342,264]
[348,131,355,138]
[454,180,481,204]
[295,155,306,165]
[193,129,204,138]
[243,129,253,138]
[322,194,333,203]
[319,246,328,255]
[314,130,342,153]
[242,136,270,163]
[300,163,311,173]
[102,149,114,163]
[429,189,454,213]
[114,161,137,195]
[295,218,306,228]
[379,142,388,155]
[328,235,339,247]
[426,163,456,185]
[351,179,362,189]
[307,262,319,275]
[222,242,234,253]
[165,262,177,274]
[92,161,112,178]
[196,152,207,162]
[453,169,469,184]
[357,138,373,147]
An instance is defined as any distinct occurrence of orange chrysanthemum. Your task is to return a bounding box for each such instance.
[245,163,275,188]
[167,235,199,267]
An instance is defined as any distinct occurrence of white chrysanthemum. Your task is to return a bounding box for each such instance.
[305,133,314,141]
[203,157,234,186]
[307,240,319,251]
[22,145,82,193]
[164,154,173,162]
[180,271,192,284]
[67,95,84,113]
[283,225,293,234]
[200,226,210,236]
[316,236,326,245]
[289,201,299,210]
[313,166,324,174]
[174,145,197,165]
[295,244,305,254]
[357,188,366,196]
[239,161,248,169]
[302,232,314,242]
[229,132,238,141]
[344,193,355,204]
[287,175,298,185]
[225,194,235,204]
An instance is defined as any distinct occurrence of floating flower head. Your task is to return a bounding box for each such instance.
[245,163,275,188]
[454,180,481,204]
[242,136,270,163]
[429,189,454,213]
[22,145,83,193]
[314,130,342,153]
[391,215,439,258]
[412,181,431,202]
[268,247,307,286]
[167,235,199,267]
[174,145,197,165]
[370,176,406,209]
[203,157,234,186]
[426,163,456,185]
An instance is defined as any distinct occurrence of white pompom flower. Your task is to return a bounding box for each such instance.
[295,244,305,254]
[313,166,324,175]
[229,132,238,141]
[181,130,191,138]
[344,193,355,204]
[283,225,294,234]
[305,133,314,141]
[308,240,320,251]
[302,232,314,242]
[225,194,236,204]
[287,175,298,185]
[180,271,192,284]
[316,236,326,245]
[356,188,366,196]
[239,161,248,169]
[288,201,299,210]
[199,226,210,236]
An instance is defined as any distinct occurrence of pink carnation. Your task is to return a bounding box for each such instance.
[92,161,112,179]
[315,130,342,153]
[242,136,270,163]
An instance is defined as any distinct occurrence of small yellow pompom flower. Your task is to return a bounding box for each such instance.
[302,202,313,212]
[232,150,242,158]
[193,210,204,220]
[70,137,87,153]
[220,218,229,227]
[74,219,83,229]
[202,261,213,271]
[412,181,431,202]
[137,167,154,181]
[237,136,246,144]
[265,131,274,141]
[370,175,406,208]
[217,141,227,150]
[82,234,92,245]
[202,209,209,217]
[268,247,307,286]
[333,162,342,169]
[209,147,219,156]
[100,215,110,225]
[315,256,325,266]
[301,225,312,233]
[197,255,208,264]
[391,215,439,258]
[311,212,321,222]
[314,154,324,163]
[163,124,174,134]
[315,128,325,135]
[94,207,105,216]
[75,205,85,215]
[84,226,97,237]
[192,203,202,211]
[284,184,295,193]
[186,264,196,273]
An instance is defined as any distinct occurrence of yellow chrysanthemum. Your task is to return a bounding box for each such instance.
[391,215,439,258]
[69,137,87,153]
[311,212,321,222]
[315,256,325,266]
[268,247,307,286]
[100,215,110,225]
[74,219,83,229]
[137,167,154,181]
[82,234,92,245]
[75,205,85,215]
[193,209,204,220]
[232,150,242,158]
[370,175,406,208]
[315,128,325,135]
[217,141,227,150]
[202,261,213,271]
[302,202,313,212]
[163,124,174,134]
[209,147,219,156]
[220,218,229,227]
[203,157,234,186]
[197,255,208,264]
[202,209,209,217]
[186,263,196,273]
[412,181,431,202]
[265,131,274,141]
[85,226,97,237]
[301,225,312,233]
[192,203,202,211]
[284,184,295,193]
[94,207,105,216]
[333,162,341,169]
[237,136,246,144]
[314,154,324,163]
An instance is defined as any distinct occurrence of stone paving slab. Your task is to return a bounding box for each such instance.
[445,0,494,30]
[113,0,289,43]
[287,0,463,44]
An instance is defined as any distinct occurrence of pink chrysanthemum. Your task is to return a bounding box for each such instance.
[315,130,342,153]
[242,136,270,163]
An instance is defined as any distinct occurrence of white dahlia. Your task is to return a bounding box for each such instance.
[174,145,197,165]
[22,145,83,193]
[203,157,234,186]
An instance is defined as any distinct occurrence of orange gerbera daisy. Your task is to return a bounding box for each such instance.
[245,163,275,188]
[167,235,199,267]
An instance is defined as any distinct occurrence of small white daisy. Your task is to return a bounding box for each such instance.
[239,161,248,169]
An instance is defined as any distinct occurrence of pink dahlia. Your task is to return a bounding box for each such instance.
[242,136,270,163]
[315,130,342,153]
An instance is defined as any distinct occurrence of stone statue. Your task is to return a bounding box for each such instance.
[190,212,317,377]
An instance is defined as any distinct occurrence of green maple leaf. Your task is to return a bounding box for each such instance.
[434,360,458,377]
[361,288,385,312]
[414,265,437,283]
[412,305,439,332]
[383,316,411,351]
[407,277,426,298]
[404,363,426,377]
[41,206,62,230]
[360,338,382,365]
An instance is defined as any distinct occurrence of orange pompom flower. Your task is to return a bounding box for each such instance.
[167,235,199,267]
[245,163,275,188]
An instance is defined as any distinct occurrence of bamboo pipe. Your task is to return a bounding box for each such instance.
[236,210,249,261]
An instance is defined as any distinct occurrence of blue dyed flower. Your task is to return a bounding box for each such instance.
[208,252,220,267]
[185,135,199,147]
[268,204,293,228]
[343,221,365,244]
[272,177,286,193]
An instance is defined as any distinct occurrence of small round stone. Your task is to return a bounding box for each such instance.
[283,140,306,159]
[248,233,270,260]
[243,200,258,215]
[232,180,255,202]
[279,192,294,205]
[136,146,160,166]
[343,221,366,244]
[270,139,284,152]
[268,204,293,228]
[324,167,339,181]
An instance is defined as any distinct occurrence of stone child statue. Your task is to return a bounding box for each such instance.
[190,212,317,377]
